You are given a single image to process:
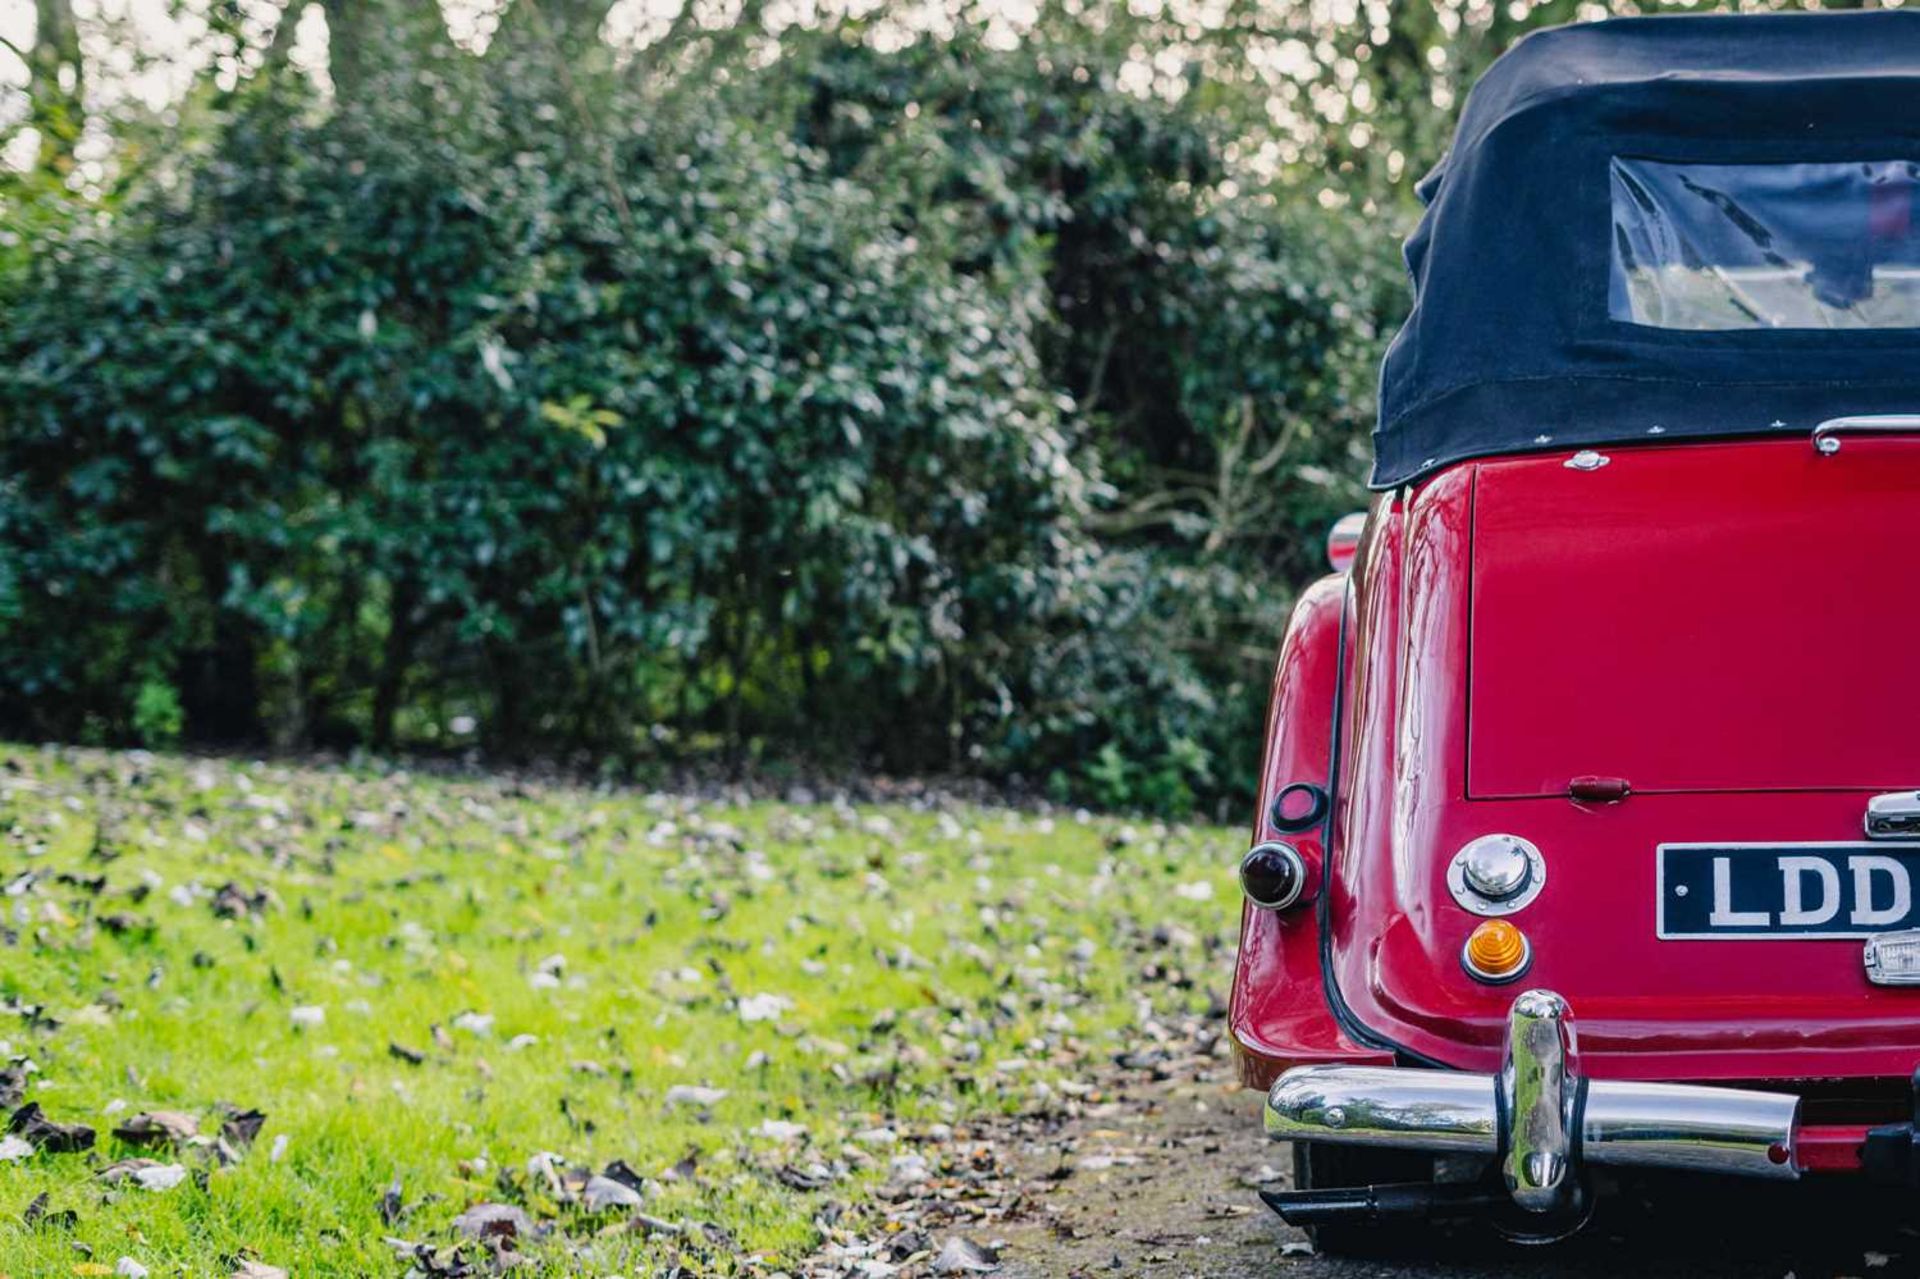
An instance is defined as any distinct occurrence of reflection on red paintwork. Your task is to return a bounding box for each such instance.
[1231,438,1920,1156]
[1228,573,1390,1088]
[1471,440,1920,796]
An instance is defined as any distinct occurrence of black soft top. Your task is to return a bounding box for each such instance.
[1373,9,1920,489]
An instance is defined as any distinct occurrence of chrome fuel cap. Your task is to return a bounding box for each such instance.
[1449,835,1547,915]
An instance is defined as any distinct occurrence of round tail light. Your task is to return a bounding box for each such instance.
[1240,842,1308,911]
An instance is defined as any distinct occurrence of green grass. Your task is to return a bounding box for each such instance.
[0,746,1239,1276]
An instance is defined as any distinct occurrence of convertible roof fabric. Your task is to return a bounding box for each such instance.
[1373,10,1920,489]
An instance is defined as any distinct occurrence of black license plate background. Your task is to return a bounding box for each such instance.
[1659,842,1920,939]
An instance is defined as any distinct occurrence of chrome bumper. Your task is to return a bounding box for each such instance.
[1265,989,1801,1214]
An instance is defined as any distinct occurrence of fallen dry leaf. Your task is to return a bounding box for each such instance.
[379,1174,405,1226]
[10,1103,96,1154]
[452,1202,530,1241]
[230,1262,288,1279]
[931,1236,1001,1274]
[23,1189,78,1231]
[98,1158,188,1191]
[219,1107,267,1149]
[663,1085,726,1108]
[212,882,275,919]
[112,1111,199,1147]
[581,1174,642,1213]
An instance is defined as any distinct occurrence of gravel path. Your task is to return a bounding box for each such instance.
[795,1002,1920,1279]
[966,1068,1920,1279]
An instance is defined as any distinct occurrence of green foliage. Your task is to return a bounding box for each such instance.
[0,1,1407,817]
[131,675,185,748]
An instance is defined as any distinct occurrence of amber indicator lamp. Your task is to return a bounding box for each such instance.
[1462,918,1531,983]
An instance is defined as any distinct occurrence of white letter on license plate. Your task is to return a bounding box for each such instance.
[1852,855,1912,927]
[1711,857,1771,927]
[1779,856,1841,926]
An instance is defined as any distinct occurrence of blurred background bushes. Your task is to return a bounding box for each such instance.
[0,0,1749,814]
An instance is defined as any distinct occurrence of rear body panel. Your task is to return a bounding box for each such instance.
[1469,438,1920,797]
[1228,435,1920,1098]
[1323,440,1920,1084]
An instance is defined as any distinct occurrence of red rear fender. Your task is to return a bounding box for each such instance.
[1229,565,1393,1086]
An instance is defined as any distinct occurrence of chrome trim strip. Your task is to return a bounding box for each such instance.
[1264,1065,1497,1154]
[1263,989,1802,1212]
[1812,415,1920,455]
[1582,1080,1798,1179]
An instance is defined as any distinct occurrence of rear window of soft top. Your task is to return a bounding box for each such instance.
[1611,157,1920,331]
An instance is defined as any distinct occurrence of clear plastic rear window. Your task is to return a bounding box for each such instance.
[1610,157,1920,330]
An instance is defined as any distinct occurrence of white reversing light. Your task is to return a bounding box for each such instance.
[1865,929,1920,986]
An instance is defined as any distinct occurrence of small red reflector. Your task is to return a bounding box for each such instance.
[1270,782,1328,832]
[1326,512,1366,573]
[1569,775,1631,803]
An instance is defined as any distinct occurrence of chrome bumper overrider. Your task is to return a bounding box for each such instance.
[1264,990,1801,1214]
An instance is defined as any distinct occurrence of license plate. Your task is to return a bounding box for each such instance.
[1658,842,1920,939]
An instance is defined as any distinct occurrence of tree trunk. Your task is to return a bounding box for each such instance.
[31,0,77,78]
[263,0,303,70]
[320,0,370,99]
[28,0,82,167]
[490,0,620,60]
[370,581,419,752]
[180,613,265,746]
[485,636,527,758]
[722,596,752,777]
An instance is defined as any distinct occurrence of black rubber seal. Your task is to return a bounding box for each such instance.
[1270,782,1329,833]
[1316,548,1449,1070]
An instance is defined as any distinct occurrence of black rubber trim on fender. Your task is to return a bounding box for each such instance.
[1570,1074,1590,1170]
[1493,1058,1511,1164]
[1314,515,1449,1071]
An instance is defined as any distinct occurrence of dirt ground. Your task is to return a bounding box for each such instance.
[800,1015,1920,1279]
[985,1074,1297,1279]
[977,1067,1920,1279]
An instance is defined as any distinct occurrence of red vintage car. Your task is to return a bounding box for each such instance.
[1232,10,1920,1251]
